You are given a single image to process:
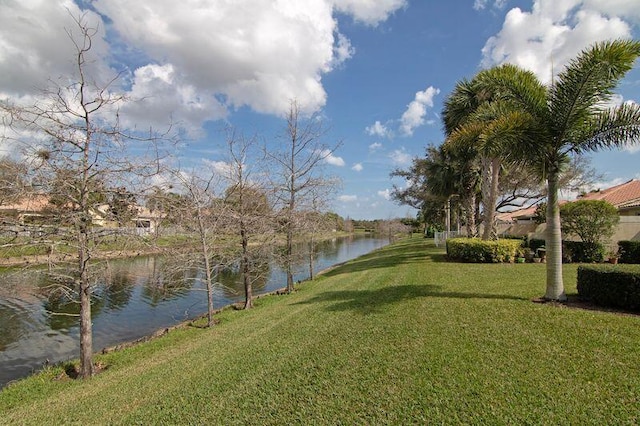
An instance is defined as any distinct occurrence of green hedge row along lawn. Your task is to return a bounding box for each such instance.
[1,238,639,424]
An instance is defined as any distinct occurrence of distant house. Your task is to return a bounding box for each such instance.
[0,195,50,224]
[132,205,164,234]
[495,180,640,242]
[577,179,640,216]
[496,204,539,224]
[0,195,164,234]
[496,200,569,225]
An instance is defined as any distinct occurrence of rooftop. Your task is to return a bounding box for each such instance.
[578,179,640,209]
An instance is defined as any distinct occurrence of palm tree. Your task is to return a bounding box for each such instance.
[391,144,463,233]
[443,67,538,240]
[442,142,480,237]
[485,39,640,300]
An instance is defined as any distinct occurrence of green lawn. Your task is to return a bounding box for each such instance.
[1,238,638,424]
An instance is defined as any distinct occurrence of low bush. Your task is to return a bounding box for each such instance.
[527,238,546,252]
[446,238,525,263]
[577,265,640,311]
[617,240,640,264]
[562,240,605,263]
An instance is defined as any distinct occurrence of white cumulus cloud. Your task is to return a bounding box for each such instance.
[0,0,406,137]
[399,86,440,136]
[121,64,227,137]
[366,120,392,138]
[352,163,364,172]
[369,142,383,152]
[338,194,358,202]
[378,189,392,200]
[0,1,112,94]
[389,148,412,165]
[481,0,634,84]
[333,0,407,26]
[319,149,346,167]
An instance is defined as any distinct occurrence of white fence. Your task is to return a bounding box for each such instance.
[433,230,466,247]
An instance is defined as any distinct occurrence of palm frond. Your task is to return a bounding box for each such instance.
[476,63,548,119]
[573,102,640,153]
[442,78,483,135]
[549,39,640,144]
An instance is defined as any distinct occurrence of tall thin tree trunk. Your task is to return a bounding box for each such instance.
[308,236,315,281]
[545,171,566,301]
[445,197,451,233]
[197,212,215,327]
[241,221,253,309]
[286,225,294,293]
[465,194,476,237]
[202,244,214,326]
[463,192,476,237]
[481,157,500,240]
[78,231,93,378]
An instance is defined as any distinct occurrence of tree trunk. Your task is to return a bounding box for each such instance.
[78,232,93,379]
[481,157,500,240]
[445,197,451,233]
[308,236,314,280]
[241,221,253,309]
[286,225,294,293]
[203,246,214,327]
[544,171,566,301]
[242,255,252,309]
[198,213,215,327]
[463,192,476,237]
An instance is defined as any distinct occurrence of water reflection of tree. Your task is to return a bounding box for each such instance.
[140,257,198,307]
[42,291,104,332]
[0,302,29,351]
[39,263,108,332]
[101,262,135,312]
[217,260,269,300]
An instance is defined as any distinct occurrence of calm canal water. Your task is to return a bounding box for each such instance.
[0,235,388,388]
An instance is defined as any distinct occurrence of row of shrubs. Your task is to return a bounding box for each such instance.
[446,237,640,264]
[445,237,640,311]
[446,238,525,263]
[618,240,640,264]
[577,265,640,311]
[527,238,640,264]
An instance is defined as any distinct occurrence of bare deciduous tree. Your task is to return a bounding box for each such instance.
[223,130,274,309]
[168,168,230,327]
[267,100,340,293]
[0,15,169,378]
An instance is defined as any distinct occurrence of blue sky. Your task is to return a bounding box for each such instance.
[1,1,639,219]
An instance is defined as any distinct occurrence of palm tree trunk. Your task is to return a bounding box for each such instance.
[462,192,476,237]
[481,157,500,240]
[544,171,566,301]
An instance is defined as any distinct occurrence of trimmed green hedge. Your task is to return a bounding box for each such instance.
[563,240,605,263]
[618,240,640,264]
[526,239,605,262]
[446,238,525,263]
[577,265,640,311]
[527,238,546,253]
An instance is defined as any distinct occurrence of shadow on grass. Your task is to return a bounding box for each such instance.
[322,240,438,278]
[296,284,526,315]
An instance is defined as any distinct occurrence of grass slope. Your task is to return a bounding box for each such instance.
[1,238,639,424]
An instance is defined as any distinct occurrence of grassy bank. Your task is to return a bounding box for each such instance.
[1,238,639,424]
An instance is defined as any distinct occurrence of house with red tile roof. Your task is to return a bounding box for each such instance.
[495,180,640,242]
[577,179,640,216]
[0,195,164,233]
[0,194,51,224]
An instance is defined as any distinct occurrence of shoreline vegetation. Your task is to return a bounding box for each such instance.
[0,231,355,268]
[1,237,639,423]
